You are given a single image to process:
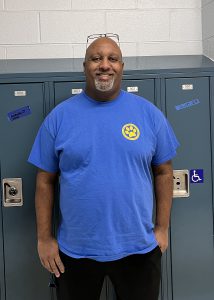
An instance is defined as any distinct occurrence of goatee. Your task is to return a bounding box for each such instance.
[94,77,114,92]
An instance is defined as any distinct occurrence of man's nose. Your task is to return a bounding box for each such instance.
[99,58,111,70]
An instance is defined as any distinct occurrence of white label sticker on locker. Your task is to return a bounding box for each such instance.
[127,86,139,93]
[71,88,83,94]
[182,84,193,90]
[14,90,27,97]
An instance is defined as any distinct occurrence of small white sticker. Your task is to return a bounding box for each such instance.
[71,88,83,95]
[182,84,193,90]
[127,86,139,93]
[14,91,27,97]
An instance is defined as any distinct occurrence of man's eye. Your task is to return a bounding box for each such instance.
[109,57,119,62]
[91,57,102,62]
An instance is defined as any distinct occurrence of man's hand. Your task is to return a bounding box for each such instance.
[154,226,169,253]
[152,161,173,254]
[35,170,64,277]
[38,237,65,277]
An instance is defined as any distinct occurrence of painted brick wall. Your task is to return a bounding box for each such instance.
[0,0,202,59]
[202,0,214,60]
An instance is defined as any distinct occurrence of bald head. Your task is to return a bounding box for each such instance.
[85,37,122,62]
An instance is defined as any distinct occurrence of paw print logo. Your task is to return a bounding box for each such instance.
[122,123,140,141]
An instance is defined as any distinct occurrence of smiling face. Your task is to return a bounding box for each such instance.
[83,37,124,101]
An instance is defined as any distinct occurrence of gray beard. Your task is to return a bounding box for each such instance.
[94,77,114,92]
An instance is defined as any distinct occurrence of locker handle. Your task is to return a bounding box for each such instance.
[2,178,23,207]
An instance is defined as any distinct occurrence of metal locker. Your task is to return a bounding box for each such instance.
[165,77,214,300]
[121,79,155,104]
[0,56,214,300]
[54,82,85,106]
[0,83,51,300]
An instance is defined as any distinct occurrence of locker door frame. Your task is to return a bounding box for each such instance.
[152,77,172,300]
[0,167,5,300]
[209,75,214,240]
[0,79,52,300]
[160,72,214,300]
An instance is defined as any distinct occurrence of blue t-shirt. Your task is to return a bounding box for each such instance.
[28,90,179,262]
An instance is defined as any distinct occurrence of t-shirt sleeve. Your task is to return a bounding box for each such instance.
[151,115,179,166]
[28,122,59,173]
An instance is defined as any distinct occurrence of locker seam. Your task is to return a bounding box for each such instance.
[208,76,214,245]
[0,162,7,300]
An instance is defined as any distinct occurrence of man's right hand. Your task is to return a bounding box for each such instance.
[38,237,65,278]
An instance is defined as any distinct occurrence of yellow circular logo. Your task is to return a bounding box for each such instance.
[122,123,140,141]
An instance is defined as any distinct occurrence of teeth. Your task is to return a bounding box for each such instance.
[100,75,110,79]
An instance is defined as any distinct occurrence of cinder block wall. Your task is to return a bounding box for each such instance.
[202,0,214,60]
[0,0,202,59]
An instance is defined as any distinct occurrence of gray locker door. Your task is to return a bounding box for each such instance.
[121,79,155,104]
[0,83,51,300]
[165,77,214,300]
[54,81,85,106]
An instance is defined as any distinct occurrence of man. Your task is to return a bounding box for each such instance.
[28,34,179,300]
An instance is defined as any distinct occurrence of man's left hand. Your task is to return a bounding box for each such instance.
[154,226,169,253]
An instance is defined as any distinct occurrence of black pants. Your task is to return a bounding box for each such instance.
[56,247,162,300]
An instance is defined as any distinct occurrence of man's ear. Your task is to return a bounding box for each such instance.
[83,61,86,72]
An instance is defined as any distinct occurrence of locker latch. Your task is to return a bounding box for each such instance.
[173,170,190,198]
[2,178,23,207]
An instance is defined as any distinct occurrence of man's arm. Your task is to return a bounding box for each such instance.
[35,168,64,277]
[152,160,173,253]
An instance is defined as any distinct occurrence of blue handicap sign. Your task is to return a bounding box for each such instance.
[190,169,204,183]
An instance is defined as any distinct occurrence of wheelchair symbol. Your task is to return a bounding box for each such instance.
[191,170,202,183]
